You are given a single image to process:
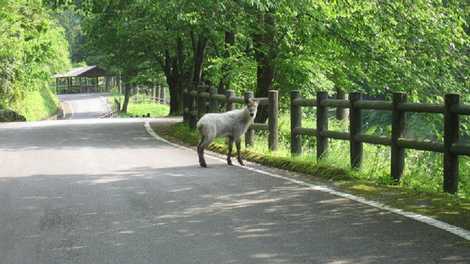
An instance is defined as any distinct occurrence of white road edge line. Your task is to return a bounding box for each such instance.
[144,120,470,241]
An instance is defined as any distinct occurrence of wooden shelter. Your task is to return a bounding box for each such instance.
[54,65,115,94]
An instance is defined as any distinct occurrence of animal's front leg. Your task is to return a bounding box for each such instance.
[197,137,207,168]
[227,136,234,166]
[236,138,244,166]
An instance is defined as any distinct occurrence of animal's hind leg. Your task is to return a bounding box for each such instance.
[198,136,210,168]
[235,138,244,166]
[227,136,234,166]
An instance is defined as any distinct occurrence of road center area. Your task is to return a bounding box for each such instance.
[0,118,469,264]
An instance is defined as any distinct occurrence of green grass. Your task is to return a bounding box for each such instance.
[153,121,470,231]
[12,86,59,121]
[119,102,169,118]
[108,91,170,118]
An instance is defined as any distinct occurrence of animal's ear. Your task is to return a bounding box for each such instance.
[247,98,258,107]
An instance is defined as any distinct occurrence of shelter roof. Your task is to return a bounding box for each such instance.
[54,65,108,78]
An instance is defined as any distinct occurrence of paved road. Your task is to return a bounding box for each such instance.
[0,117,469,264]
[59,93,111,119]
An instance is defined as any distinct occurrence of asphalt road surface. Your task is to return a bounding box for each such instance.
[59,93,111,119]
[0,117,469,264]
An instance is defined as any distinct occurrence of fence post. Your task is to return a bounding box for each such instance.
[197,85,208,119]
[268,90,279,151]
[443,94,460,194]
[349,92,363,169]
[226,90,235,111]
[118,74,122,94]
[189,86,198,129]
[244,91,255,147]
[114,99,121,114]
[153,86,157,102]
[208,86,218,113]
[316,92,329,159]
[336,89,347,120]
[160,86,165,104]
[156,85,161,102]
[183,88,189,123]
[291,90,302,155]
[391,93,407,182]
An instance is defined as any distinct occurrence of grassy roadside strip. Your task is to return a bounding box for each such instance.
[12,87,60,121]
[107,93,170,118]
[119,103,169,118]
[152,121,470,233]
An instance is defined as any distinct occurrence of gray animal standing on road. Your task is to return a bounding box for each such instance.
[196,99,258,167]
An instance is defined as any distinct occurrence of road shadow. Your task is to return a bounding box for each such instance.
[0,120,166,151]
[59,111,111,120]
[0,164,469,264]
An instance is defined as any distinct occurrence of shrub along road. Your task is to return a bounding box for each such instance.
[0,116,469,264]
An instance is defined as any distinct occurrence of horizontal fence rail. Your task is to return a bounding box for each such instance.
[183,85,279,151]
[291,91,470,194]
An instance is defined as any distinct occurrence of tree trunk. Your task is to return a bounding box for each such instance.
[169,85,181,115]
[159,35,195,116]
[161,47,183,116]
[167,70,184,116]
[253,11,276,123]
[254,56,275,122]
[191,31,207,87]
[121,82,131,113]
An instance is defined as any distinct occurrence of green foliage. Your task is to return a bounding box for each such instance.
[0,0,71,119]
[319,0,469,99]
[53,8,86,62]
[205,48,258,93]
[12,86,60,121]
[74,0,468,113]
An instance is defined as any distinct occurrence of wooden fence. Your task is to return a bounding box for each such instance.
[291,91,470,194]
[183,85,279,150]
[130,86,169,104]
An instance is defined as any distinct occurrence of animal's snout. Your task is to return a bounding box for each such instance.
[250,113,254,117]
